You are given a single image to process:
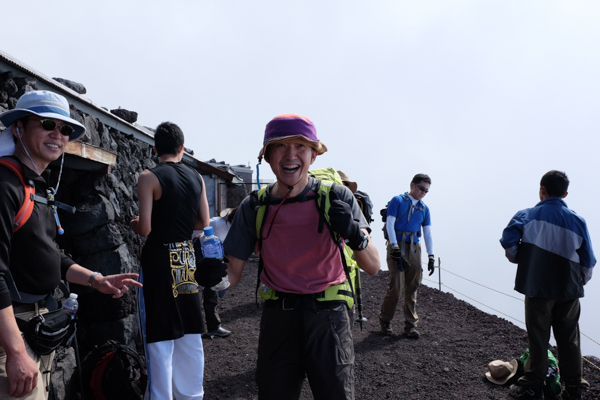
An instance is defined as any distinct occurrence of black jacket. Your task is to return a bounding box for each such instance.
[0,158,74,310]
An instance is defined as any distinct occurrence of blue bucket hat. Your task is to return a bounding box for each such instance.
[0,90,86,142]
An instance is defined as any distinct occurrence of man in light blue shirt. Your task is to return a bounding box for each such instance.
[379,174,434,338]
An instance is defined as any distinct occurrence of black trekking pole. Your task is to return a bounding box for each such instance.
[354,268,367,330]
[438,257,441,291]
[73,325,85,400]
[65,282,85,400]
[137,236,147,363]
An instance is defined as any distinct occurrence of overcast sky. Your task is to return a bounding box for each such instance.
[4,0,600,356]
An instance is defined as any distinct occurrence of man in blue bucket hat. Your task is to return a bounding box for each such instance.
[0,90,86,157]
[0,90,142,399]
[224,114,380,399]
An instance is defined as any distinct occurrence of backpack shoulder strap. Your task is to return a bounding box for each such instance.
[253,187,269,238]
[0,158,36,232]
[315,179,329,234]
[315,180,356,302]
[253,186,270,307]
[114,344,148,398]
[399,193,411,217]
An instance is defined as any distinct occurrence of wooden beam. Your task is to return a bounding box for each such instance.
[65,142,117,167]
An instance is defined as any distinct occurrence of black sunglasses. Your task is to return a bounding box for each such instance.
[36,119,74,136]
[417,185,429,193]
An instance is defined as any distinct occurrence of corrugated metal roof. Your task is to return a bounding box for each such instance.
[0,50,244,183]
[0,50,157,144]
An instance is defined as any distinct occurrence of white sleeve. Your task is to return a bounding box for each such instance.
[386,215,398,247]
[423,225,433,256]
[210,217,230,242]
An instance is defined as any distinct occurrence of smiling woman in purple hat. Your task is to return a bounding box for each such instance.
[0,91,142,399]
[222,114,380,400]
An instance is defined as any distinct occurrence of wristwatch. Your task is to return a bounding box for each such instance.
[355,232,369,251]
[88,272,102,287]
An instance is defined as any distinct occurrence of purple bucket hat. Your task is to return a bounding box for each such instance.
[258,114,327,161]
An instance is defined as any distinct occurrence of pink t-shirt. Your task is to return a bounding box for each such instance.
[259,192,346,294]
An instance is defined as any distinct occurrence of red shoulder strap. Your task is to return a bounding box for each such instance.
[0,159,35,232]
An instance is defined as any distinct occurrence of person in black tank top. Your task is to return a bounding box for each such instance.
[130,122,210,400]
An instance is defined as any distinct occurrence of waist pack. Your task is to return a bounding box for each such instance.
[80,340,148,400]
[17,308,73,355]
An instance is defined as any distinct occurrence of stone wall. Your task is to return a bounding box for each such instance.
[1,64,253,398]
[52,128,154,399]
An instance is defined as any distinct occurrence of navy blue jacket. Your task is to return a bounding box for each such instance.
[500,197,595,299]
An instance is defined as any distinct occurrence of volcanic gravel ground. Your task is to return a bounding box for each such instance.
[202,260,600,399]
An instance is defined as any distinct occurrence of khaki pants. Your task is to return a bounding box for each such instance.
[379,241,422,332]
[0,308,54,400]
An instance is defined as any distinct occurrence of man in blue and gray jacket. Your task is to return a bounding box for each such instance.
[500,170,595,400]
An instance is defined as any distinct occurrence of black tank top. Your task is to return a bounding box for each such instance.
[141,161,205,343]
[147,162,203,245]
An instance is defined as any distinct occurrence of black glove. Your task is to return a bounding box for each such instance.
[428,256,435,276]
[328,190,364,250]
[390,247,409,272]
[390,247,402,261]
[195,257,228,288]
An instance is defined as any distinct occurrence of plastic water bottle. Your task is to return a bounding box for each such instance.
[200,226,224,259]
[200,226,230,291]
[63,293,79,319]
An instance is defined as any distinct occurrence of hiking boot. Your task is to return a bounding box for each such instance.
[509,384,543,399]
[380,320,392,335]
[205,327,231,338]
[560,383,583,400]
[403,328,420,339]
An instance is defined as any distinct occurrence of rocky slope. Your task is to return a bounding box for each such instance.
[202,260,600,399]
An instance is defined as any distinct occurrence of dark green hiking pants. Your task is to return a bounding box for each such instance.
[256,298,354,400]
[519,297,582,389]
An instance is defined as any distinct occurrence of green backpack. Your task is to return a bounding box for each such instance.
[519,349,561,396]
[253,168,358,309]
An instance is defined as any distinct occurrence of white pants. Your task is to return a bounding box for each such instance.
[145,334,204,400]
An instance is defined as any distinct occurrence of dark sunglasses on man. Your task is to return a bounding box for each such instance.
[30,118,75,136]
[417,185,429,193]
